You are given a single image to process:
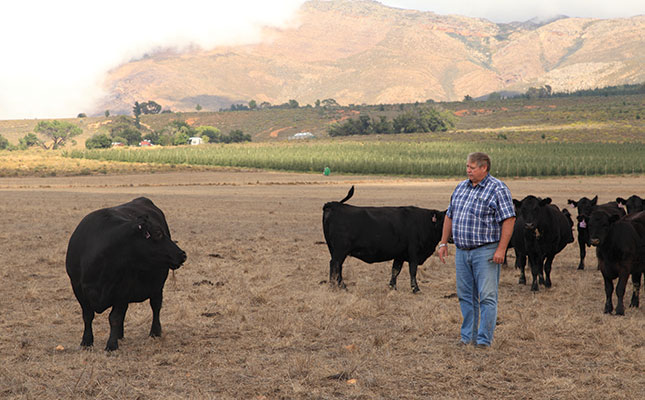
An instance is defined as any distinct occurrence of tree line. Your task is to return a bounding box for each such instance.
[328,108,455,137]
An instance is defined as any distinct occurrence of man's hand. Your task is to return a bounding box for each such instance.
[492,248,506,265]
[438,244,448,263]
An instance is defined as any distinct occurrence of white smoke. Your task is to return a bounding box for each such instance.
[0,0,306,120]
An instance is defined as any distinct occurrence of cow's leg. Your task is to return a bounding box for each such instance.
[630,271,641,308]
[389,259,404,290]
[106,304,128,351]
[149,291,163,337]
[329,254,347,289]
[117,303,129,339]
[409,261,420,293]
[602,274,614,314]
[538,256,546,286]
[528,255,540,291]
[615,269,630,316]
[543,255,555,288]
[577,233,586,270]
[80,304,95,348]
[516,249,526,285]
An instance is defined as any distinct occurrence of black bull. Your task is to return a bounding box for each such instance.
[66,197,187,351]
[322,186,444,293]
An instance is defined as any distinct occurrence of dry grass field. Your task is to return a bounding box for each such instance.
[0,170,643,399]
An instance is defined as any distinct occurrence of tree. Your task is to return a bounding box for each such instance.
[109,116,144,145]
[463,94,473,101]
[288,99,299,109]
[321,98,339,108]
[248,99,257,110]
[34,120,82,149]
[77,113,87,118]
[138,100,162,115]
[133,101,142,127]
[0,134,8,150]
[196,126,221,142]
[315,99,321,108]
[85,134,112,149]
[105,110,110,117]
[226,129,251,143]
[195,104,202,112]
[19,133,40,148]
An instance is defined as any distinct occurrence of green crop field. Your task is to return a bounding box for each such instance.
[65,141,645,178]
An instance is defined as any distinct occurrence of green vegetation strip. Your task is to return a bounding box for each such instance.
[65,142,645,177]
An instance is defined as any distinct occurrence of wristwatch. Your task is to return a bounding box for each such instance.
[438,243,447,248]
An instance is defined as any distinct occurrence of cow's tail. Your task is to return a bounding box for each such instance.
[339,186,355,204]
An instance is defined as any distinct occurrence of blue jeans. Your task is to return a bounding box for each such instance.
[455,243,500,346]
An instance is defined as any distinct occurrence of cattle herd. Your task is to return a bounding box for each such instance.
[65,190,644,351]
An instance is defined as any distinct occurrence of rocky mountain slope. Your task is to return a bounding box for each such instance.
[97,0,644,114]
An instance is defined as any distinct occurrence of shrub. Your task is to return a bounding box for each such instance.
[85,134,112,149]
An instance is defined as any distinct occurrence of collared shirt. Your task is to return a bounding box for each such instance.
[446,173,515,250]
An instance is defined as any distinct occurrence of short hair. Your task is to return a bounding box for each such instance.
[467,152,491,172]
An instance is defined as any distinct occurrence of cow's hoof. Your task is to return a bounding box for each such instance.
[538,276,545,285]
[577,265,584,270]
[80,342,93,349]
[629,294,639,308]
[105,342,118,352]
[518,277,526,285]
[545,280,552,288]
[531,285,539,292]
[412,287,420,294]
[604,305,613,314]
[389,283,397,290]
[615,306,625,316]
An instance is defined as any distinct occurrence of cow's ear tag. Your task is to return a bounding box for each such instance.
[138,224,151,239]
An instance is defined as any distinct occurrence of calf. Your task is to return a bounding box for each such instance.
[514,196,574,291]
[616,195,644,215]
[567,197,625,270]
[322,186,444,293]
[588,210,645,315]
[66,197,187,351]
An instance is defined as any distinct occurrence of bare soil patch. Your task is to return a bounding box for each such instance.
[0,171,643,399]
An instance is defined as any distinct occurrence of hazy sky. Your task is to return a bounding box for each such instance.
[1,0,642,120]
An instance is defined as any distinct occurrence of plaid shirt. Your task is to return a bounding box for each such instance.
[446,174,515,250]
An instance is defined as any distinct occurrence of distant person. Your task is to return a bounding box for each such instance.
[438,152,515,348]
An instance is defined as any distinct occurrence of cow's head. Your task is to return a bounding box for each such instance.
[133,215,187,270]
[515,195,551,231]
[616,195,644,215]
[588,210,621,246]
[567,196,597,229]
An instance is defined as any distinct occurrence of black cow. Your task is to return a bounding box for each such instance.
[513,196,574,291]
[588,210,645,315]
[567,197,625,270]
[510,200,527,282]
[66,197,187,351]
[616,195,644,215]
[322,186,444,293]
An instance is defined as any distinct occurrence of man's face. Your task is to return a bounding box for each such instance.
[466,161,487,184]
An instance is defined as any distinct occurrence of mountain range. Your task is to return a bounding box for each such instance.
[97,0,645,115]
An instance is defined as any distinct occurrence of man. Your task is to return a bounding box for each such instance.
[438,152,515,348]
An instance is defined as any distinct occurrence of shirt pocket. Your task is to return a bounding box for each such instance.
[473,194,496,219]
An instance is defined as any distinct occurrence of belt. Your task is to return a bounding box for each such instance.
[457,242,498,251]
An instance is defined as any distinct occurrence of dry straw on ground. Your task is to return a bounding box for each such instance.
[0,171,643,399]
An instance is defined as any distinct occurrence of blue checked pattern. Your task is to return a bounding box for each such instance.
[446,174,515,250]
